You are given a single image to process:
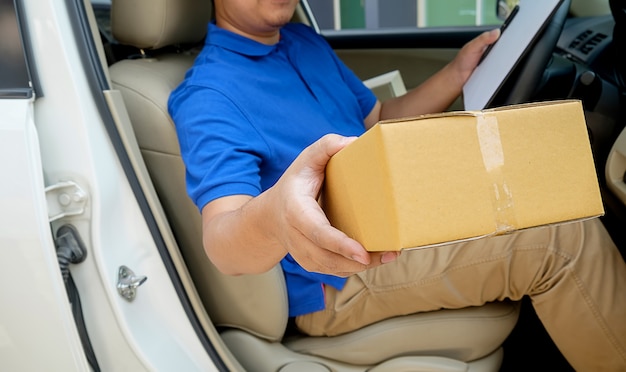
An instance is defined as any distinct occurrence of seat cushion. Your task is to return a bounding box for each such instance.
[284,301,520,365]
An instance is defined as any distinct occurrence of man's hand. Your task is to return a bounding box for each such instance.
[202,134,399,277]
[450,28,501,88]
[267,134,399,276]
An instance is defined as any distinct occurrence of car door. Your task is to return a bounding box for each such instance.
[306,0,501,110]
[1,0,226,370]
[0,1,90,370]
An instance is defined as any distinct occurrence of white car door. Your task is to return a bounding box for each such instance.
[0,1,89,370]
[1,0,220,370]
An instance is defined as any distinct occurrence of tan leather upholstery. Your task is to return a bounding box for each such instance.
[283,301,519,364]
[111,0,212,50]
[108,0,520,369]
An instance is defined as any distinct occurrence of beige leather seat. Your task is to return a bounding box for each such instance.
[108,0,520,370]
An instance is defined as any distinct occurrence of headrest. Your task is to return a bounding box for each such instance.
[111,0,212,50]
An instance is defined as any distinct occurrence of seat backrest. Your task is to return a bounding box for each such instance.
[109,0,289,341]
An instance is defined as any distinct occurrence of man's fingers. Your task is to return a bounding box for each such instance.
[290,229,368,274]
[468,28,500,55]
[292,235,399,276]
[297,207,402,267]
[298,134,357,172]
[275,133,403,277]
[284,204,402,275]
[484,28,501,44]
[293,201,370,263]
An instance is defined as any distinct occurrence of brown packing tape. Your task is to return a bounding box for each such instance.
[476,113,517,234]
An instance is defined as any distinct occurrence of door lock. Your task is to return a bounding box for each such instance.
[117,266,147,302]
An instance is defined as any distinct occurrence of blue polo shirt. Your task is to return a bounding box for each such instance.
[169,22,377,317]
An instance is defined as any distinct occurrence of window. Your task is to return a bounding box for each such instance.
[307,0,501,31]
[0,0,31,97]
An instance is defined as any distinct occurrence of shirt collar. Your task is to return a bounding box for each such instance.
[206,21,283,57]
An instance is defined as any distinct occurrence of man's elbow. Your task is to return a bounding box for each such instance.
[204,247,275,276]
[205,250,246,276]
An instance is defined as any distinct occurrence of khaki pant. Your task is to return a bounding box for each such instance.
[296,219,626,371]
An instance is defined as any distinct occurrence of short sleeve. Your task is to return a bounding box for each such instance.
[169,83,270,211]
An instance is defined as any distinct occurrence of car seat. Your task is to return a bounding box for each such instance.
[107,0,520,370]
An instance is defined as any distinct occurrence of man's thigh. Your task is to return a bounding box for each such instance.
[297,220,588,336]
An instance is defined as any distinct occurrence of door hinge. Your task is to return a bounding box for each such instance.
[45,181,87,222]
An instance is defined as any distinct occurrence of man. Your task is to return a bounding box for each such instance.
[169,0,626,370]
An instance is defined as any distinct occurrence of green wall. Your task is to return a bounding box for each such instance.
[340,0,365,29]
[337,0,501,29]
[425,0,500,27]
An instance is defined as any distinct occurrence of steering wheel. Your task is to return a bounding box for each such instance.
[489,0,571,107]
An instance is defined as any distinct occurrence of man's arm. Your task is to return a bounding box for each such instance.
[364,29,500,129]
[201,134,399,276]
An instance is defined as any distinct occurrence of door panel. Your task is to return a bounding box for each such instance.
[326,31,488,111]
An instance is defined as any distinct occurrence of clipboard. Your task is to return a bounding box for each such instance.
[462,0,564,111]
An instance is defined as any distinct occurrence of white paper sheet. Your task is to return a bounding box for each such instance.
[462,0,563,111]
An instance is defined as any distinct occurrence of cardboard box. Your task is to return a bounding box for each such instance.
[323,100,604,251]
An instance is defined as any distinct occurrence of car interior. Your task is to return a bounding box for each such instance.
[86,0,626,370]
